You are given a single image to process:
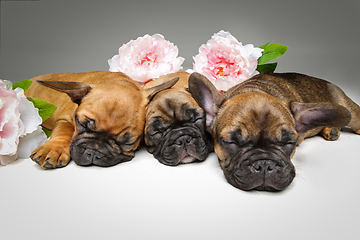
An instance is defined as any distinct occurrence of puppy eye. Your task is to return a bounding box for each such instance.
[194,116,205,123]
[279,129,297,144]
[75,115,95,131]
[120,135,142,151]
[150,131,162,137]
[120,132,133,144]
[149,117,168,134]
[283,140,297,156]
[184,107,200,122]
[285,140,296,146]
[220,138,237,145]
[87,120,95,130]
[148,125,167,136]
[80,119,95,131]
[193,116,206,129]
[277,139,296,147]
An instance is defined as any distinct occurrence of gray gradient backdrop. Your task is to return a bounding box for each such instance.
[1,1,360,240]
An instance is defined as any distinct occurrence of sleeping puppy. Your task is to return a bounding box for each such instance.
[26,71,178,169]
[144,72,211,166]
[188,72,360,191]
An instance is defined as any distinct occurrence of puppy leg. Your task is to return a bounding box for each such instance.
[331,86,360,134]
[30,120,74,169]
[346,100,360,134]
[320,127,340,141]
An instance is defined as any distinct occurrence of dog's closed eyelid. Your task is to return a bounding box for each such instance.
[278,129,297,144]
[194,116,205,123]
[75,115,95,131]
[184,107,204,122]
[220,136,238,145]
[149,117,170,133]
[149,131,162,136]
[221,138,237,144]
[86,119,95,130]
[121,134,142,148]
[117,131,132,143]
[149,125,167,135]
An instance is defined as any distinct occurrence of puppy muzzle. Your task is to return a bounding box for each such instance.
[224,148,295,191]
[154,126,210,166]
[70,136,135,167]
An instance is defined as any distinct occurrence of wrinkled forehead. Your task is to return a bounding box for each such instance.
[217,93,295,135]
[147,89,204,121]
[81,85,143,112]
[76,87,145,134]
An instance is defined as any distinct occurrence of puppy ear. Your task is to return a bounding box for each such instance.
[143,77,180,102]
[188,72,225,127]
[291,102,351,134]
[37,80,92,105]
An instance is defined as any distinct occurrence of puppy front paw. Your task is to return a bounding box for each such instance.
[321,127,340,141]
[30,141,71,169]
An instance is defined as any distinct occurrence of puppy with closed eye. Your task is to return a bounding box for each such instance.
[144,72,212,166]
[189,72,360,191]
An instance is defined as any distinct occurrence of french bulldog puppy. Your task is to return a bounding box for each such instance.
[26,71,178,169]
[144,72,211,166]
[188,72,360,191]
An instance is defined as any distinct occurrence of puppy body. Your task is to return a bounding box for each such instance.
[144,72,211,166]
[26,71,178,169]
[225,72,360,140]
[189,72,360,191]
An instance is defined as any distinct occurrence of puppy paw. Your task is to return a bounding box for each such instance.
[321,127,340,141]
[30,141,71,169]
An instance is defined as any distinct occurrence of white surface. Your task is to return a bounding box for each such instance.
[1,128,360,240]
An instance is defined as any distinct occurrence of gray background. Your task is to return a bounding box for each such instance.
[1,0,360,90]
[1,1,360,240]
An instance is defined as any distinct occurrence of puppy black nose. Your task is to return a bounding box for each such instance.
[251,160,277,173]
[175,135,192,146]
[84,149,104,162]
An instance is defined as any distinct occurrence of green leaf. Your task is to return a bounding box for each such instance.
[27,97,57,122]
[257,62,278,73]
[258,43,288,65]
[12,80,32,92]
[42,127,53,138]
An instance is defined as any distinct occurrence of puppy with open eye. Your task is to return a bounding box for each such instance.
[189,72,360,191]
[143,72,212,166]
[25,71,178,169]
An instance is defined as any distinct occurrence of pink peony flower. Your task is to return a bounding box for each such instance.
[192,30,264,91]
[0,80,47,165]
[108,34,185,86]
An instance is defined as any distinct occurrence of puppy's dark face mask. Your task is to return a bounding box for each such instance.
[70,115,141,167]
[145,89,211,166]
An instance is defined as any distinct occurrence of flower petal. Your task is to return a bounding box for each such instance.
[0,109,21,155]
[108,54,121,72]
[0,88,18,130]
[0,80,13,90]
[17,126,47,159]
[18,96,43,136]
[0,153,17,166]
[244,44,264,61]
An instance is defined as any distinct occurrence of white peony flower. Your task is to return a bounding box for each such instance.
[192,30,264,91]
[108,34,185,86]
[0,80,47,165]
